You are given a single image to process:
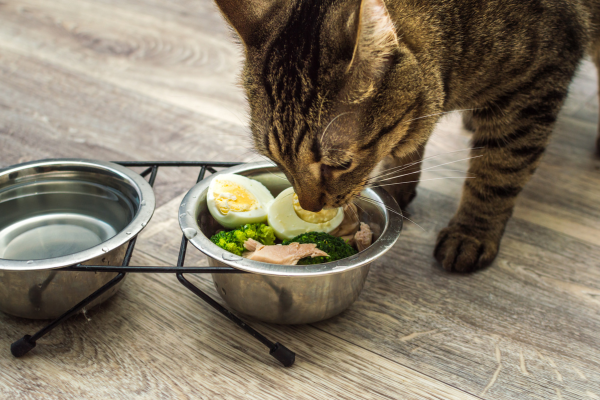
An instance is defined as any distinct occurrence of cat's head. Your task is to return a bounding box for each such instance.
[216,0,437,211]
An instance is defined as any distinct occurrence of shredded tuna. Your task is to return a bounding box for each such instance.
[354,222,373,252]
[243,238,262,252]
[330,203,360,237]
[242,239,329,265]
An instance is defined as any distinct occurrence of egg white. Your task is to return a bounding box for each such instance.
[267,187,344,241]
[207,174,274,229]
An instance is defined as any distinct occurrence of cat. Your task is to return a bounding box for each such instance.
[213,0,600,272]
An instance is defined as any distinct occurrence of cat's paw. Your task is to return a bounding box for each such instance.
[434,224,499,272]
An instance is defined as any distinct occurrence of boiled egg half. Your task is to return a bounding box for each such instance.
[267,187,344,240]
[207,174,274,229]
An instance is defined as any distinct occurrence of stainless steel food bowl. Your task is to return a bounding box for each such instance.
[0,159,155,319]
[179,162,403,324]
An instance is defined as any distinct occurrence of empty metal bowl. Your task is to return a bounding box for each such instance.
[179,162,402,324]
[0,159,155,319]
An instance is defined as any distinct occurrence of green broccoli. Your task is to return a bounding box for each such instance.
[283,232,357,265]
[210,223,276,256]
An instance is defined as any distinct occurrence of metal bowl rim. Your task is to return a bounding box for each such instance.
[0,158,156,271]
[179,161,403,277]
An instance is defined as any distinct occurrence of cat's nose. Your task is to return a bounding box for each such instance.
[296,191,323,212]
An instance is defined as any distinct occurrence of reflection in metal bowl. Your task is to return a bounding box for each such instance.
[179,162,403,324]
[0,159,155,319]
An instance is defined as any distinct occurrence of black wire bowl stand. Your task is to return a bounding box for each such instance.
[10,161,295,367]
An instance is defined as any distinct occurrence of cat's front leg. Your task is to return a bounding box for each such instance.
[435,88,568,272]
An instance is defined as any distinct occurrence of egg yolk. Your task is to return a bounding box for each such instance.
[213,180,258,215]
[292,193,338,224]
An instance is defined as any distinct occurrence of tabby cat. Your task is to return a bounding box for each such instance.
[213,0,600,272]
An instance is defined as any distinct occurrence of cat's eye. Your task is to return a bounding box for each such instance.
[322,160,352,175]
[336,160,352,170]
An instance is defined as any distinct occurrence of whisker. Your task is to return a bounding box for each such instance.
[366,168,475,185]
[367,176,475,189]
[367,156,482,184]
[348,203,360,223]
[366,153,482,183]
[422,168,473,174]
[356,195,404,217]
[366,147,482,183]
[356,195,425,231]
[352,201,368,218]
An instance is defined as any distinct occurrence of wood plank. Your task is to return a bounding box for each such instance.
[0,47,253,207]
[0,0,247,126]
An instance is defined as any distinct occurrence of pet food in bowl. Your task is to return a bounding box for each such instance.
[179,162,403,324]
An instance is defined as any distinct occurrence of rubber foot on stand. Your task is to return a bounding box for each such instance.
[270,342,295,367]
[11,335,36,357]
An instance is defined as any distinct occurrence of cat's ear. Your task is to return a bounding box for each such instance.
[346,0,400,79]
[213,0,282,48]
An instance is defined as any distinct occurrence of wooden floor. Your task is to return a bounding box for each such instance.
[1,1,600,398]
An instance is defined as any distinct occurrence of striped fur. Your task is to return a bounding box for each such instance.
[215,0,600,272]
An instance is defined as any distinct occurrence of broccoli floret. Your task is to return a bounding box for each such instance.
[282,232,357,265]
[210,223,276,256]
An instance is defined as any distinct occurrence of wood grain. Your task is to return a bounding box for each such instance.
[0,0,600,398]
[0,213,479,400]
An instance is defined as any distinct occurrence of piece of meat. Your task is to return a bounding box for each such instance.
[331,204,359,237]
[242,239,329,265]
[330,203,360,237]
[243,238,262,252]
[354,222,373,252]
